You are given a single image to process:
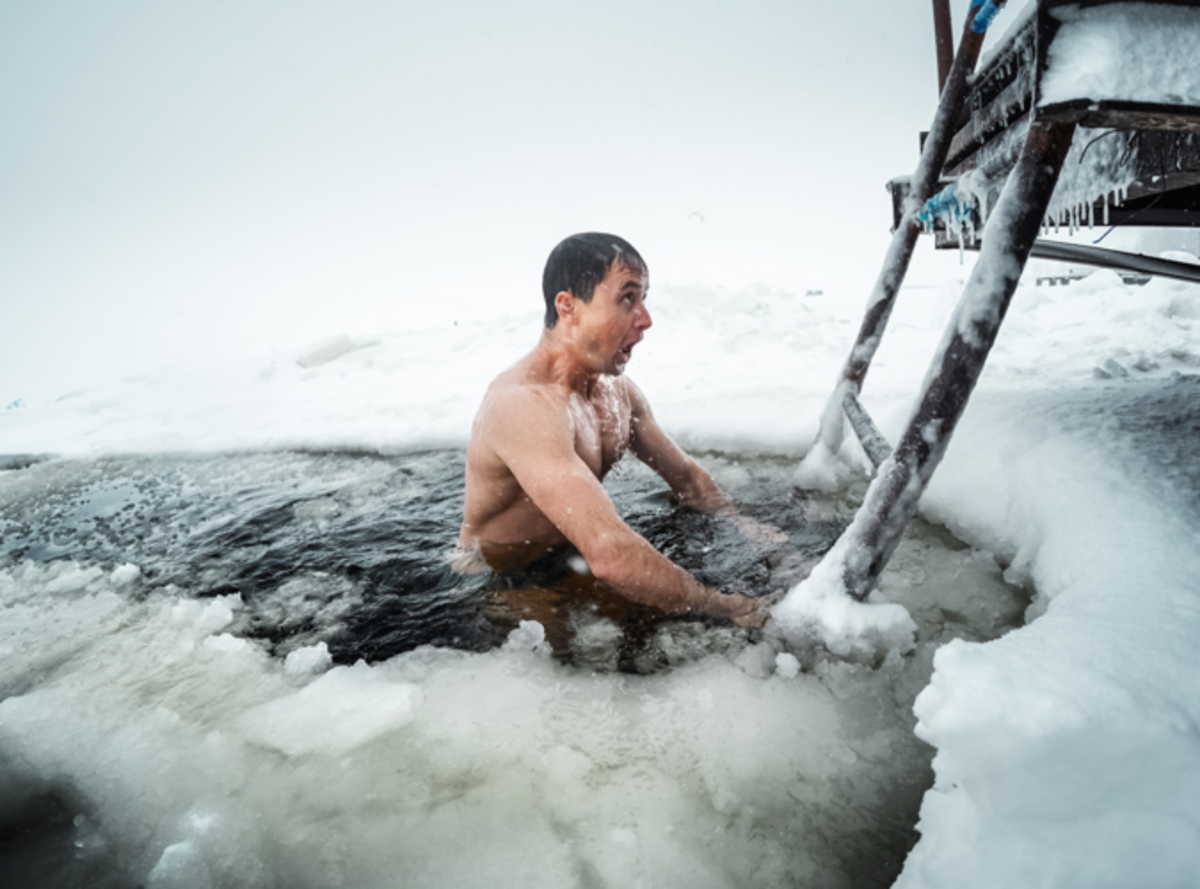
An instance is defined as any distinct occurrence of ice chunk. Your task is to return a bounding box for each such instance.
[295,333,379,369]
[44,564,104,595]
[794,438,854,492]
[774,652,801,679]
[502,619,552,656]
[238,661,422,757]
[732,641,777,678]
[169,596,239,637]
[283,641,333,676]
[772,549,917,662]
[110,563,141,587]
[199,633,255,656]
[146,840,213,889]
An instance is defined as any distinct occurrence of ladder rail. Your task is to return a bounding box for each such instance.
[831,122,1078,600]
[807,2,1003,460]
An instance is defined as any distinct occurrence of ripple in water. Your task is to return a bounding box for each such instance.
[0,449,1029,889]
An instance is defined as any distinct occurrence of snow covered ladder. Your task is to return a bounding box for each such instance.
[802,0,1200,601]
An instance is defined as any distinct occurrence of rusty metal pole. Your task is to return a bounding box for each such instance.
[932,0,954,94]
[803,4,999,466]
[832,122,1078,600]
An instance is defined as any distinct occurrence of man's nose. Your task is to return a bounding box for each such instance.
[636,302,653,330]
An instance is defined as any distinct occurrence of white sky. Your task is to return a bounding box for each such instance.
[4,0,1004,398]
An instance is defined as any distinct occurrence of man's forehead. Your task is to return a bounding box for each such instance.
[609,261,648,289]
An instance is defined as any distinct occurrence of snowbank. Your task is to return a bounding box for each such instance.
[4,256,1200,885]
[893,379,1200,887]
[0,558,941,889]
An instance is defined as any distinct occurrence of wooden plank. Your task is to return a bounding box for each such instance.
[1038,100,1200,133]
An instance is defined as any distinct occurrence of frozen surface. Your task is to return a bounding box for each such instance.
[4,253,1200,885]
[1041,3,1200,108]
[0,526,1023,889]
[1044,126,1139,236]
[772,531,918,663]
[897,380,1200,889]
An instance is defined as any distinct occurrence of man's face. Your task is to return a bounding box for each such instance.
[572,260,652,375]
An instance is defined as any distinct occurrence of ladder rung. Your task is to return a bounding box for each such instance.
[841,392,893,470]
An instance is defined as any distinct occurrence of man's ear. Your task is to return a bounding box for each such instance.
[554,290,574,323]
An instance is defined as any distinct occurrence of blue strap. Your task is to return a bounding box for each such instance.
[917,184,974,225]
[970,0,1001,33]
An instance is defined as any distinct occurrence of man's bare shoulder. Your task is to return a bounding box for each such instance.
[615,374,651,416]
[474,366,571,445]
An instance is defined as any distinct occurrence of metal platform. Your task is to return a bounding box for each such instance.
[800,0,1200,603]
[890,0,1200,248]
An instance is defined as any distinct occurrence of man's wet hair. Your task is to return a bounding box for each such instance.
[542,232,647,328]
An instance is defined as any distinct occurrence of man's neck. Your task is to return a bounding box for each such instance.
[531,332,602,397]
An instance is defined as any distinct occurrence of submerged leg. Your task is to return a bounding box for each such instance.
[828,121,1077,600]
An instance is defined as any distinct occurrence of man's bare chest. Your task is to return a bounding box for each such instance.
[570,386,632,477]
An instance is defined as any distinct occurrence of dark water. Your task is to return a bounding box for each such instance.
[0,448,1033,889]
[0,449,841,666]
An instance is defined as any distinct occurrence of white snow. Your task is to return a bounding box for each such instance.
[895,381,1200,888]
[773,652,801,679]
[282,641,333,676]
[294,333,381,369]
[239,660,424,757]
[0,553,953,888]
[3,236,1200,885]
[110,562,142,587]
[1040,3,1200,108]
[771,537,918,663]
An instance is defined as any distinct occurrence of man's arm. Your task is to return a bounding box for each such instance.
[485,387,765,626]
[626,379,731,512]
[627,380,787,545]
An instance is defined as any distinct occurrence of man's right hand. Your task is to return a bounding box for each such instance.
[712,591,772,629]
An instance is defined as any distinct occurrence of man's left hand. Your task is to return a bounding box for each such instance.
[729,514,789,547]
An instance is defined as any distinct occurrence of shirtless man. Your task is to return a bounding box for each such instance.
[458,232,775,629]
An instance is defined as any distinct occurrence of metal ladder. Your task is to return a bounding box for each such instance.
[803,0,1200,601]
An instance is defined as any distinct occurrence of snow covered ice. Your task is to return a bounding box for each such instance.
[1040,3,1200,109]
[0,519,1023,889]
[7,0,1200,880]
[4,241,1200,887]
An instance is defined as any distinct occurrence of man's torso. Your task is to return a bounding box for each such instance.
[459,367,635,567]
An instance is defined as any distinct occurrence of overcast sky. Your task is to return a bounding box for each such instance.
[3,0,1002,397]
